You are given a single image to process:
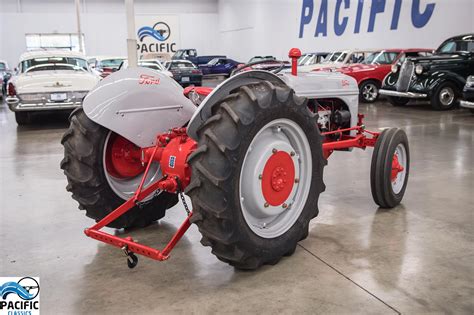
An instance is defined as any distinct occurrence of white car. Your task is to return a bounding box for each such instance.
[88,56,126,78]
[6,50,100,125]
[119,59,173,78]
[299,50,374,73]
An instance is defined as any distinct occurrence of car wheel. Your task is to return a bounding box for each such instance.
[387,96,409,107]
[431,82,458,110]
[360,80,379,103]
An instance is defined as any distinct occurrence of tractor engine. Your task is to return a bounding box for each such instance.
[309,99,352,134]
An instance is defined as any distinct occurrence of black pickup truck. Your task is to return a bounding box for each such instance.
[380,34,474,110]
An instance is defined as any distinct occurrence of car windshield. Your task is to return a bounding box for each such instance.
[437,37,474,54]
[139,63,160,70]
[100,59,124,68]
[323,52,342,63]
[249,56,275,63]
[170,61,197,69]
[0,63,6,70]
[21,57,88,72]
[362,52,398,64]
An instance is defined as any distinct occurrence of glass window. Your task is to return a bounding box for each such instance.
[25,33,85,52]
[21,57,88,73]
[171,61,196,69]
[0,63,6,70]
[437,38,474,53]
[99,59,125,69]
[362,52,399,65]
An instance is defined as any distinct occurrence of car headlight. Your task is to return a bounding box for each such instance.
[466,76,474,87]
[391,64,398,73]
[415,64,424,75]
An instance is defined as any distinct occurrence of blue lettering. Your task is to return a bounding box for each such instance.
[299,0,314,38]
[314,0,328,37]
[354,0,364,33]
[391,0,402,30]
[368,0,386,32]
[334,0,350,36]
[411,0,435,28]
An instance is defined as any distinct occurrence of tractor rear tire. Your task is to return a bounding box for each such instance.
[60,109,178,229]
[186,81,325,269]
[370,128,410,208]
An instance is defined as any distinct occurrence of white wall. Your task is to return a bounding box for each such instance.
[0,0,219,67]
[218,0,474,62]
[1,0,473,67]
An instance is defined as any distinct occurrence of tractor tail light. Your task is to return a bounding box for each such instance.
[7,82,16,96]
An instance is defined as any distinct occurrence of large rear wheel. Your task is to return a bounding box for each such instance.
[60,109,178,228]
[186,81,325,269]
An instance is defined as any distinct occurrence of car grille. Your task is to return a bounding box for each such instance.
[396,61,414,92]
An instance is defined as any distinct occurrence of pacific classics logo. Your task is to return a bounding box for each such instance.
[0,277,40,315]
[137,21,177,54]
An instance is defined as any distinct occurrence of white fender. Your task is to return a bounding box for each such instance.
[83,67,196,147]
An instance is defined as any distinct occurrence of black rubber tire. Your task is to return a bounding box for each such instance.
[387,96,409,107]
[60,109,178,229]
[15,112,32,125]
[370,128,410,208]
[430,82,459,110]
[359,80,380,103]
[185,81,325,269]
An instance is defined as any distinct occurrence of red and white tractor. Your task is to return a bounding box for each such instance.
[61,48,409,269]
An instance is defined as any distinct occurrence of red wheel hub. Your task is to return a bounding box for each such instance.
[105,133,145,179]
[261,151,295,206]
[391,153,404,182]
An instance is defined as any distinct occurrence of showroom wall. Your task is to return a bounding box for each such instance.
[0,0,220,67]
[218,0,474,62]
[0,0,473,66]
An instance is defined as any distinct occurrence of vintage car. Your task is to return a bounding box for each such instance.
[198,57,241,76]
[172,49,226,66]
[89,56,126,78]
[380,34,474,110]
[460,75,474,113]
[298,52,329,67]
[299,50,374,73]
[0,59,10,99]
[316,49,433,103]
[165,59,202,86]
[119,59,173,77]
[6,50,100,125]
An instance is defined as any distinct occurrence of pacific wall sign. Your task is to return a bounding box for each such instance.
[135,15,180,58]
[299,0,436,38]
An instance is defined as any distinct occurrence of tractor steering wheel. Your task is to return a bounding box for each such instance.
[232,59,286,76]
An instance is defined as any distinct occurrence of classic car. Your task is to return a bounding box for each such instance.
[6,50,100,125]
[316,49,433,102]
[298,52,329,67]
[299,50,374,73]
[90,56,126,78]
[380,34,474,110]
[165,60,202,86]
[460,75,474,113]
[198,57,241,76]
[0,59,10,99]
[119,59,173,78]
[172,49,226,66]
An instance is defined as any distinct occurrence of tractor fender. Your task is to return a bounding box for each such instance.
[83,67,196,148]
[187,70,286,140]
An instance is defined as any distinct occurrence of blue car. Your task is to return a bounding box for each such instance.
[198,58,241,77]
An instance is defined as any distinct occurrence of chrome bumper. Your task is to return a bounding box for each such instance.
[460,100,474,109]
[6,97,82,112]
[379,89,427,98]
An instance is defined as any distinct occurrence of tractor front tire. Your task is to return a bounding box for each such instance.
[186,81,325,269]
[60,109,178,229]
[370,128,410,208]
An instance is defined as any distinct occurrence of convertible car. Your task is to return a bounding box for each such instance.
[198,57,240,76]
[6,50,100,125]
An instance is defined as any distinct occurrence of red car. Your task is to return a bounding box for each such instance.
[315,49,433,103]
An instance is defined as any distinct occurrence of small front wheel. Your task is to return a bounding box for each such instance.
[370,128,410,208]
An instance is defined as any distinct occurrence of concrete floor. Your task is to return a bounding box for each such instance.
[0,96,473,314]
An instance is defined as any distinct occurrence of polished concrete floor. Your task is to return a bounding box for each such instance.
[0,97,473,314]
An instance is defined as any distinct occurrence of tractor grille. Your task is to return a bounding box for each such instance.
[396,60,414,92]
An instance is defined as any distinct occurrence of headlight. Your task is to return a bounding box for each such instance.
[415,65,424,75]
[466,76,474,87]
[391,64,398,73]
